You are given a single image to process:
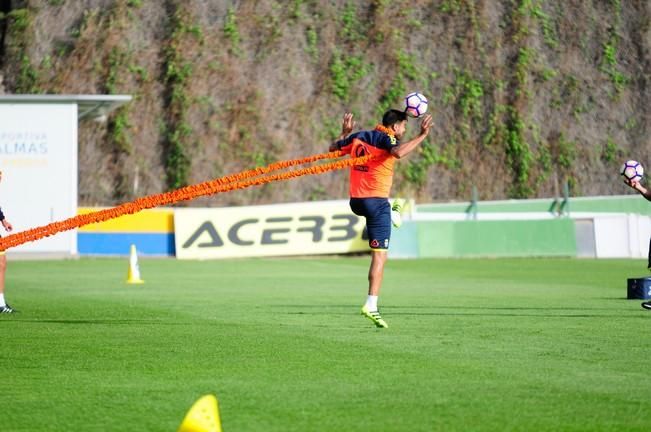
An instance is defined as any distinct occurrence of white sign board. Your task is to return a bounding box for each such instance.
[592,214,651,258]
[0,104,77,254]
[174,200,369,259]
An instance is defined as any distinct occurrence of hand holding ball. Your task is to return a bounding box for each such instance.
[620,160,644,183]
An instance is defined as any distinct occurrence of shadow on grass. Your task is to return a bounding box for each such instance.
[383,312,645,318]
[0,319,190,325]
[280,310,646,318]
[275,304,646,318]
[273,304,634,311]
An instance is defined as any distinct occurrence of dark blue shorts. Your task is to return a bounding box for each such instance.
[350,197,391,250]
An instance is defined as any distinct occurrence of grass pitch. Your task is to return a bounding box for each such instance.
[2,257,651,431]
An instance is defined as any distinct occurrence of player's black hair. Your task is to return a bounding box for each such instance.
[382,109,408,127]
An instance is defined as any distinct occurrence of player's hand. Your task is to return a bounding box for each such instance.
[341,113,355,136]
[2,219,12,232]
[624,177,640,190]
[419,114,433,136]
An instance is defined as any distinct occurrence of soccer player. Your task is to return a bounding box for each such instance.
[624,176,651,308]
[0,171,13,313]
[623,176,651,310]
[329,110,433,327]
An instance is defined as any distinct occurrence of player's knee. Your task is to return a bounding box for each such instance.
[370,250,388,267]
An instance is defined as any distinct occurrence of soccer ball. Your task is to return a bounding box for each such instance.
[620,160,644,182]
[404,92,428,118]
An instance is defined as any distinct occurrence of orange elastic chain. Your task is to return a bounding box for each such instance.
[0,151,372,251]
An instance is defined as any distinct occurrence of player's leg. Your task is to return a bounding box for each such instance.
[0,252,13,313]
[361,249,389,327]
[643,238,651,310]
[351,198,391,328]
[391,198,407,228]
[368,249,387,297]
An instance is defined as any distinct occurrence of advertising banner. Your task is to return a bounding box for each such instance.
[174,200,369,259]
[0,103,77,253]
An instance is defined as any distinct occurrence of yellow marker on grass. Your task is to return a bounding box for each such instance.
[178,394,223,432]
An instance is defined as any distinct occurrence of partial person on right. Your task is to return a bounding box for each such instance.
[623,176,651,310]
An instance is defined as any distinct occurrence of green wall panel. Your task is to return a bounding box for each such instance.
[389,221,420,258]
[397,219,577,258]
[417,195,651,216]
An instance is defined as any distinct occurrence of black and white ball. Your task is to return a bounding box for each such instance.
[404,92,428,118]
[620,160,644,182]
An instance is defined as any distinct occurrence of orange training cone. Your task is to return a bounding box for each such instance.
[126,244,144,284]
[178,394,223,432]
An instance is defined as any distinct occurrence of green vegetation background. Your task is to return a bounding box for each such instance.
[0,0,648,205]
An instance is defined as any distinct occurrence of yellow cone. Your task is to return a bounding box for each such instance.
[126,244,144,284]
[178,394,223,432]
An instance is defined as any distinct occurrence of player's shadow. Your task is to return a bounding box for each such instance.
[390,305,635,311]
[384,305,646,318]
[600,297,638,300]
[273,304,359,308]
[274,304,630,311]
[275,304,645,318]
[384,312,643,319]
[6,319,189,325]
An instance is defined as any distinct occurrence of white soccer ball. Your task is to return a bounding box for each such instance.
[404,92,428,118]
[620,160,644,182]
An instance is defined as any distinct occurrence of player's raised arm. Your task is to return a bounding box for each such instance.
[390,114,432,159]
[329,113,355,152]
[624,178,651,201]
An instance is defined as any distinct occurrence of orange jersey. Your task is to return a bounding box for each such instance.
[335,128,398,198]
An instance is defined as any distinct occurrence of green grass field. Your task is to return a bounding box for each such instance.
[2,257,651,431]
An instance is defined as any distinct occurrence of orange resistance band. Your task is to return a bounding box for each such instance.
[0,151,372,251]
